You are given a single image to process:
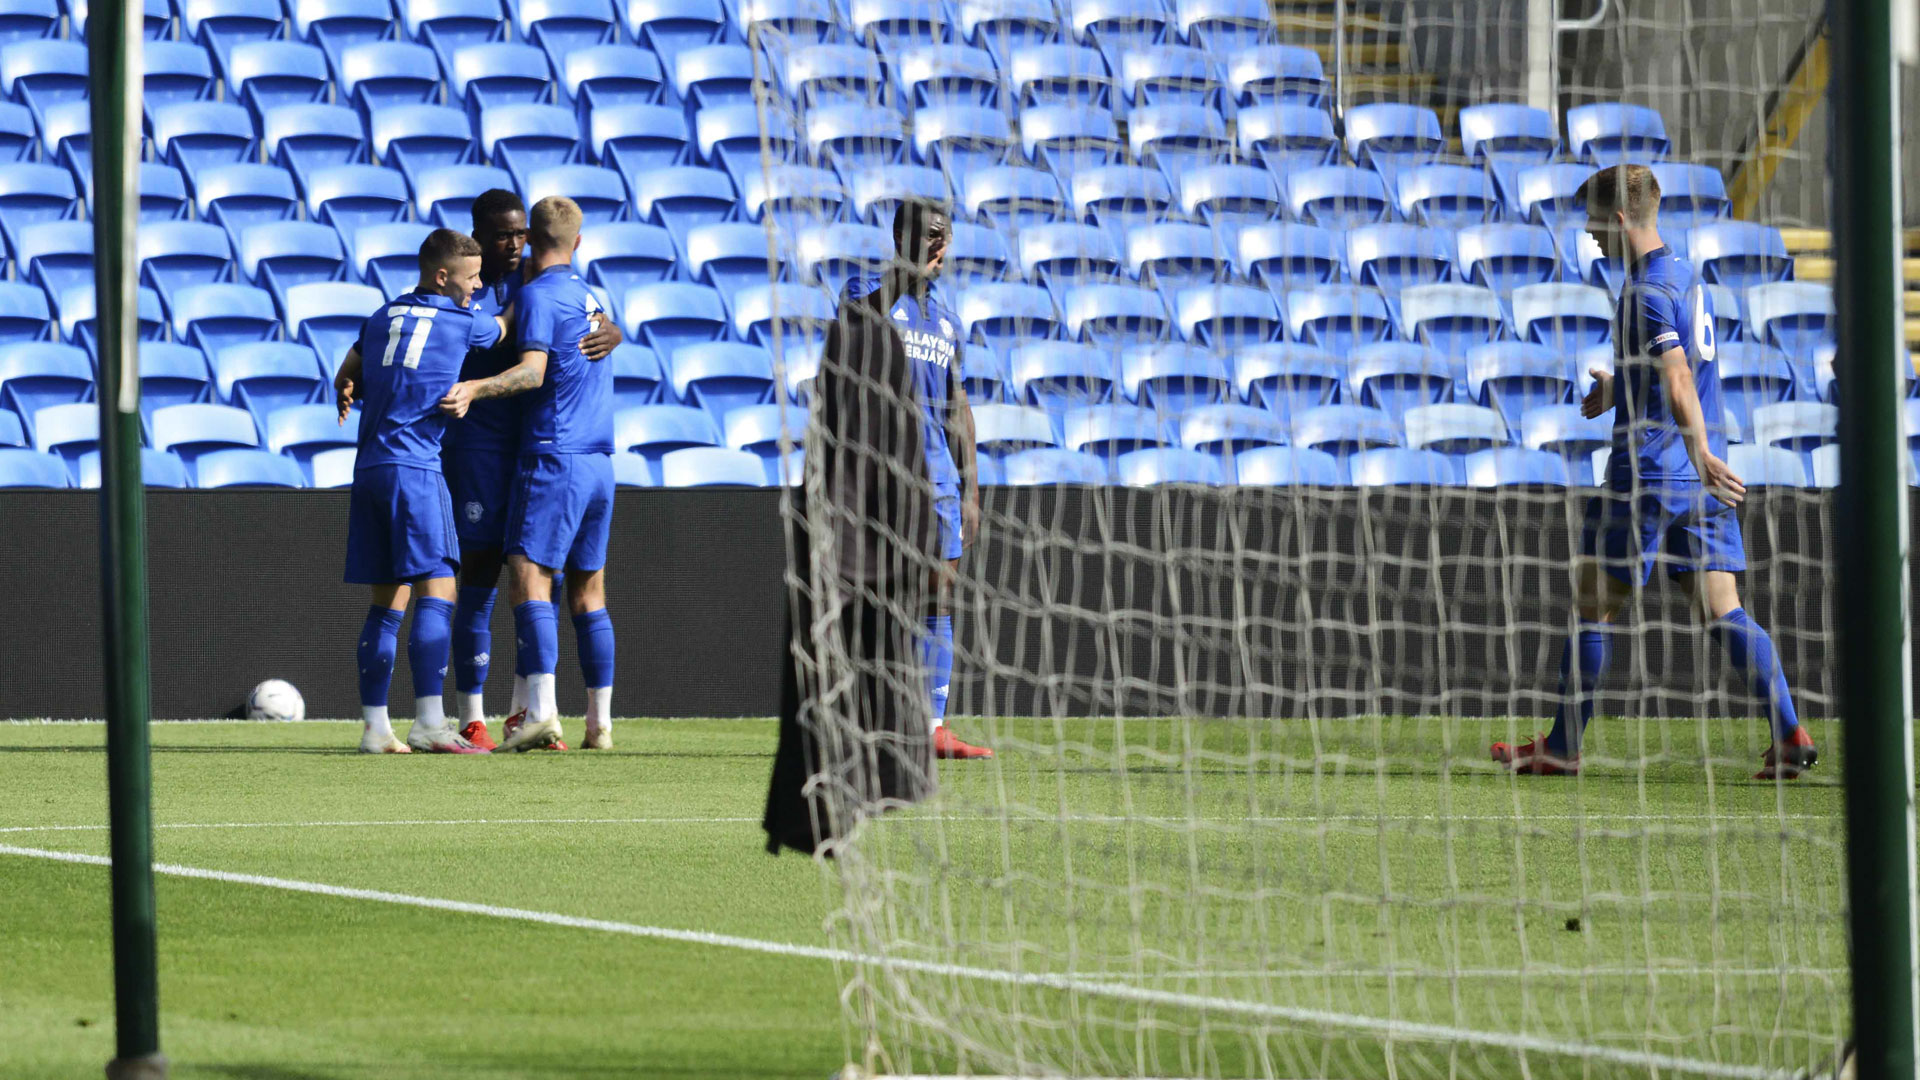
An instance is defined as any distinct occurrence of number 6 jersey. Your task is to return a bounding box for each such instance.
[1604,244,1731,490]
[352,292,504,470]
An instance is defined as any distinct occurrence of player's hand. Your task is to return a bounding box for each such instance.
[1697,451,1746,508]
[961,490,979,546]
[334,377,355,425]
[581,313,619,361]
[439,381,476,419]
[1580,368,1614,419]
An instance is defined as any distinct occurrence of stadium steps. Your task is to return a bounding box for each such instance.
[1776,227,1920,340]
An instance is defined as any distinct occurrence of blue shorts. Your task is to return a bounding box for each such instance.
[344,464,460,584]
[443,445,516,550]
[933,484,964,562]
[1581,483,1747,585]
[507,452,615,573]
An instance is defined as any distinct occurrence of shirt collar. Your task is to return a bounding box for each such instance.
[399,291,460,310]
[1630,244,1669,275]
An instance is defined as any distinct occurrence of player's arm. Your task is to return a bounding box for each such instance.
[1580,364,1613,418]
[1657,346,1745,508]
[333,345,363,425]
[946,359,979,545]
[440,349,548,418]
[581,310,622,361]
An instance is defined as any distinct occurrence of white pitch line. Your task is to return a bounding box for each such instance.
[0,843,1801,1080]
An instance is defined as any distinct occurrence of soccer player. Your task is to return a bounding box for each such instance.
[838,200,991,760]
[333,229,511,755]
[440,196,617,753]
[1492,164,1817,780]
[443,189,623,751]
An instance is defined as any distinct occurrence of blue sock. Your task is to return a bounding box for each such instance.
[924,614,953,722]
[1711,608,1802,740]
[1545,621,1611,756]
[573,608,615,688]
[356,606,405,708]
[514,600,558,677]
[452,586,496,694]
[408,597,454,702]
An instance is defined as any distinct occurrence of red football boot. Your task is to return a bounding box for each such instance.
[1755,726,1818,781]
[1490,735,1580,775]
[459,720,498,752]
[933,725,993,759]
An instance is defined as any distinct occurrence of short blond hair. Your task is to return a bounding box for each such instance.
[1576,164,1661,228]
[529,195,583,252]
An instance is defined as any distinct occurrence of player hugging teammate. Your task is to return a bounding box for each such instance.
[337,193,623,755]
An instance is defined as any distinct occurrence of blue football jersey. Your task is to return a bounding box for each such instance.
[1605,245,1730,487]
[518,266,612,455]
[443,269,524,454]
[841,274,964,488]
[353,292,503,470]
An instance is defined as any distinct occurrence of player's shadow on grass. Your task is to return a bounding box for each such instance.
[199,1066,340,1080]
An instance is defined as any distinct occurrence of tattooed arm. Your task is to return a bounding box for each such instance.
[438,349,548,418]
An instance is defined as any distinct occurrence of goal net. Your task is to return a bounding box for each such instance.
[749,0,1852,1075]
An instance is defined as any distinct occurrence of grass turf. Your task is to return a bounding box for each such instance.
[0,716,1848,1080]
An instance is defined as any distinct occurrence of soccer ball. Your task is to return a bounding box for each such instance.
[247,679,305,722]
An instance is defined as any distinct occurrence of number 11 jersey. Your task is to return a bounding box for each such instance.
[353,292,504,471]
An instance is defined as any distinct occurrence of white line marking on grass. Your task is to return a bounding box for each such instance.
[0,842,1801,1080]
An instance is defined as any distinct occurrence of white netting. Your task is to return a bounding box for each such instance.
[751,0,1851,1076]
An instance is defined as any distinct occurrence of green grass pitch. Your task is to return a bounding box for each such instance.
[0,716,1848,1080]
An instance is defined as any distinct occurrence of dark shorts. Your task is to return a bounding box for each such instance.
[1581,482,1747,585]
[344,463,459,584]
[443,445,516,550]
[506,452,615,573]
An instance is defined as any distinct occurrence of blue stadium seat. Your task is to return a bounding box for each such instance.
[1172,284,1280,348]
[1810,442,1839,488]
[1178,402,1287,461]
[1689,221,1793,293]
[526,164,628,225]
[850,0,952,54]
[672,43,754,111]
[633,165,735,247]
[263,104,368,192]
[1018,221,1123,298]
[0,0,56,45]
[1008,340,1116,414]
[1069,0,1172,61]
[1172,0,1271,51]
[1175,163,1281,250]
[622,281,729,357]
[150,102,256,182]
[75,447,192,488]
[217,338,330,434]
[1715,341,1796,437]
[143,40,217,117]
[1119,44,1221,113]
[659,445,764,486]
[239,221,347,308]
[0,279,46,342]
[1465,341,1573,437]
[1553,223,1618,294]
[1705,282,1743,343]
[194,446,308,488]
[913,102,1021,175]
[409,163,512,229]
[1284,166,1390,231]
[171,283,279,363]
[133,342,215,428]
[1510,282,1612,351]
[14,219,92,298]
[780,43,886,110]
[684,221,785,308]
[1520,403,1611,483]
[1115,445,1223,486]
[1235,222,1340,291]
[1565,102,1670,165]
[1727,443,1810,487]
[721,401,803,470]
[0,405,19,446]
[29,398,95,469]
[449,43,553,118]
[793,222,890,287]
[347,221,430,297]
[1070,165,1173,255]
[1463,446,1569,487]
[481,103,584,191]
[893,42,1000,109]
[972,402,1059,455]
[1752,400,1837,456]
[179,0,284,69]
[728,0,834,44]
[623,0,724,60]
[1349,341,1456,425]
[38,97,88,175]
[1458,103,1557,207]
[1745,281,1833,366]
[609,449,654,486]
[405,0,509,73]
[669,341,774,419]
[0,40,85,130]
[564,45,668,116]
[1394,164,1497,230]
[1019,103,1122,183]
[56,286,165,354]
[805,102,909,173]
[0,444,63,485]
[1009,43,1112,110]
[695,103,793,188]
[774,338,822,400]
[577,223,676,320]
[735,166,841,241]
[1063,283,1171,343]
[730,285,834,350]
[0,162,76,266]
[1345,223,1455,298]
[1119,341,1228,411]
[592,105,691,188]
[1129,222,1230,297]
[150,401,261,472]
[1223,44,1325,109]
[844,165,949,227]
[0,99,35,163]
[1512,163,1595,229]
[137,221,234,313]
[264,401,355,477]
[1233,445,1344,485]
[1062,402,1166,458]
[1000,446,1108,485]
[1292,402,1400,458]
[1230,102,1334,174]
[129,162,190,224]
[1649,162,1730,231]
[227,42,331,123]
[306,444,356,487]
[1235,342,1341,419]
[193,163,299,248]
[957,284,1063,362]
[1284,286,1393,355]
[1455,223,1558,299]
[284,281,383,374]
[289,0,395,79]
[610,342,666,410]
[338,41,441,115]
[614,403,720,468]
[945,221,1014,285]
[1398,283,1506,358]
[1343,103,1443,190]
[1349,446,1457,486]
[956,0,1060,66]
[1404,401,1510,456]
[1127,102,1231,180]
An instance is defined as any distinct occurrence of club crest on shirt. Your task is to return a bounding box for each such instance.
[464,501,483,524]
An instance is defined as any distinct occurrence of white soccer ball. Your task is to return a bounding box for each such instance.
[247,679,305,722]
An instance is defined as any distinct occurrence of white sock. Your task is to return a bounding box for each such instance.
[362,706,392,740]
[509,674,528,715]
[585,687,612,732]
[528,672,558,721]
[459,692,485,726]
[932,717,944,730]
[414,695,446,731]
